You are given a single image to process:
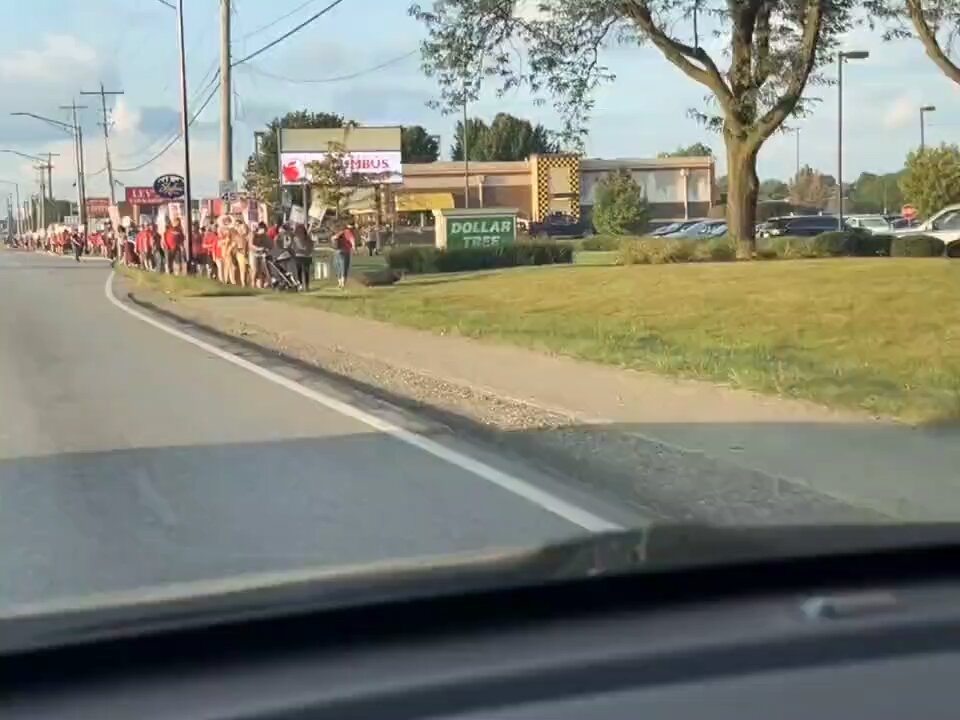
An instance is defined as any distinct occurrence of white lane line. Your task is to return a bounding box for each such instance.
[104,272,620,533]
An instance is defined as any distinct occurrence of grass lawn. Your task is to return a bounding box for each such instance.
[118,266,261,298]
[287,258,960,423]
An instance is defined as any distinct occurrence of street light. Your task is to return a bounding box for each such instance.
[0,179,23,238]
[920,105,936,152]
[10,112,86,228]
[837,50,869,230]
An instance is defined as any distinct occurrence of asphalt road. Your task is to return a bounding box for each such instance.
[0,250,620,609]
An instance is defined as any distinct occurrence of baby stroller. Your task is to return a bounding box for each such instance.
[266,248,301,291]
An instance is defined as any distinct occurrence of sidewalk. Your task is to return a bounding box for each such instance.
[143,289,960,521]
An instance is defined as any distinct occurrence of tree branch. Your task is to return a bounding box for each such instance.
[753,0,824,143]
[622,0,735,118]
[907,0,960,84]
[752,0,774,88]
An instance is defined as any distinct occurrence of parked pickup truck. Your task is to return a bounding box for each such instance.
[893,203,960,244]
[528,213,593,239]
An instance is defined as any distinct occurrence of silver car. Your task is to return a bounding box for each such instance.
[893,203,960,244]
[845,215,892,234]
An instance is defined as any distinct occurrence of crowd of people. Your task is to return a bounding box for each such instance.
[12,215,365,292]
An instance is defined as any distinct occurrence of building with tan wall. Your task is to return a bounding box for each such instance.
[388,153,717,225]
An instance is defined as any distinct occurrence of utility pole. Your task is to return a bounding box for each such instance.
[220,0,233,183]
[35,167,46,232]
[60,101,89,229]
[177,0,195,265]
[81,83,124,204]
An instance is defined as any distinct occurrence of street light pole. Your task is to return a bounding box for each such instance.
[837,50,869,230]
[920,105,936,152]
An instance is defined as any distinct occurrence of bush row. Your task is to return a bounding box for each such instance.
[605,232,957,266]
[618,237,737,265]
[387,242,574,274]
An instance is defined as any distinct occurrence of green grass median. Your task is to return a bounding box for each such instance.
[286,258,960,423]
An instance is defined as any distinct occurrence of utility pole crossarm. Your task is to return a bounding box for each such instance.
[81,83,124,204]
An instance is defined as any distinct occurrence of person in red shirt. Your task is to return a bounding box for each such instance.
[136,225,152,269]
[164,218,185,275]
[202,224,219,279]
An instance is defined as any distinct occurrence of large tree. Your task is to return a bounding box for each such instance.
[789,165,837,207]
[870,0,960,84]
[450,112,558,160]
[658,142,714,158]
[899,144,960,217]
[243,110,345,212]
[410,0,856,258]
[402,125,441,163]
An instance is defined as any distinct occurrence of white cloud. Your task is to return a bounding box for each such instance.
[882,93,917,130]
[0,34,97,82]
[110,98,141,135]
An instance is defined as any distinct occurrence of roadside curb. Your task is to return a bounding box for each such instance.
[114,277,889,526]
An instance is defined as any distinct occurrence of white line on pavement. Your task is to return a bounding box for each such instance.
[104,272,621,533]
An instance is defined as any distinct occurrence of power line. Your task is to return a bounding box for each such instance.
[241,0,323,39]
[231,0,348,66]
[113,68,220,165]
[114,79,221,173]
[238,49,417,84]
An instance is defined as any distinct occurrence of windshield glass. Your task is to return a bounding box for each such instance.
[1,0,959,624]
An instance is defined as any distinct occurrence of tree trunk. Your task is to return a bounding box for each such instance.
[725,137,760,259]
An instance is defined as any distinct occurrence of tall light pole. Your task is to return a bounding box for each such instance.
[0,179,23,238]
[837,50,869,230]
[920,105,936,152]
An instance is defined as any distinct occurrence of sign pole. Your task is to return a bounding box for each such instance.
[176,0,194,269]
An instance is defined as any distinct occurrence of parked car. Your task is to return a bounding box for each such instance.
[665,219,727,239]
[529,212,592,239]
[757,215,841,238]
[845,215,892,234]
[649,220,705,237]
[892,204,960,243]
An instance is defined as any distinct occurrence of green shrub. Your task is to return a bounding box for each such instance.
[756,247,779,260]
[851,233,893,257]
[890,235,946,257]
[592,169,649,235]
[617,237,719,265]
[946,239,960,258]
[388,243,572,274]
[811,231,855,257]
[704,236,737,261]
[580,234,624,251]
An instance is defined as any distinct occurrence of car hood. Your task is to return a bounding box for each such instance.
[3,523,960,654]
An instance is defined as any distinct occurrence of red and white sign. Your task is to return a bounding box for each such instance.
[85,197,111,218]
[125,186,166,206]
[902,204,918,221]
[278,150,402,185]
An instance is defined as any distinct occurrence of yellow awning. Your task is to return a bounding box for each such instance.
[395,192,455,212]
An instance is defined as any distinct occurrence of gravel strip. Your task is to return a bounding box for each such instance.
[123,283,887,526]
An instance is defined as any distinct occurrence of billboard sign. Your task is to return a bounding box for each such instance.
[279,150,402,185]
[126,186,166,205]
[153,173,185,199]
[85,197,111,218]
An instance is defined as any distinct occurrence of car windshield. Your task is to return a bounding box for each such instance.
[1,0,959,629]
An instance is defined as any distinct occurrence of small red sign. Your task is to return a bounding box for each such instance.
[902,204,917,220]
[125,186,165,205]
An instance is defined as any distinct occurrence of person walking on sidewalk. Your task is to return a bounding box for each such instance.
[292,223,314,291]
[331,223,355,290]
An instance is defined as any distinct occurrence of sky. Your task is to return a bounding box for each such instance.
[1,0,959,205]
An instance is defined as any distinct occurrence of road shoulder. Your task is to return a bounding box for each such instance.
[112,272,888,525]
